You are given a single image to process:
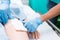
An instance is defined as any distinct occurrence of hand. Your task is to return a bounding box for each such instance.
[24,17,42,32]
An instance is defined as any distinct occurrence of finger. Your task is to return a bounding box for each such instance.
[32,32,35,39]
[35,31,38,39]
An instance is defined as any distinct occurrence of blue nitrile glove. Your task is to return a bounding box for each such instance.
[0,0,10,25]
[24,17,42,32]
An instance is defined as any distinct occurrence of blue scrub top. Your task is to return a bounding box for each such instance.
[51,0,60,3]
[0,0,10,25]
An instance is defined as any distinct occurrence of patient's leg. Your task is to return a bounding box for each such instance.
[4,19,29,40]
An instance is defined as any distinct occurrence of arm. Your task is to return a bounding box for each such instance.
[24,3,60,32]
[40,3,60,22]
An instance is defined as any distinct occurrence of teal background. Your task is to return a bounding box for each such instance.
[29,0,48,14]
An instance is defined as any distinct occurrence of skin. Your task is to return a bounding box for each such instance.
[4,20,29,40]
[3,3,60,40]
[40,4,60,22]
[4,19,39,40]
[27,31,39,39]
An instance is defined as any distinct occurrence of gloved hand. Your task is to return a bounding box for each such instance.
[24,17,42,32]
[0,0,10,25]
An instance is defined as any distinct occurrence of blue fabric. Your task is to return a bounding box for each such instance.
[29,0,48,14]
[24,17,42,32]
[0,0,10,25]
[47,0,57,10]
[51,0,60,3]
[0,23,8,40]
[0,9,10,25]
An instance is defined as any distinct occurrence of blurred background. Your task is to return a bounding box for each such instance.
[22,0,48,14]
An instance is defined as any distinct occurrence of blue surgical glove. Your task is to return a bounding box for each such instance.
[0,0,10,25]
[24,17,42,32]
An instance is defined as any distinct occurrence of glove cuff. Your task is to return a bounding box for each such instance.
[35,17,42,25]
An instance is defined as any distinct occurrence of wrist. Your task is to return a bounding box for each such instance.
[40,15,47,22]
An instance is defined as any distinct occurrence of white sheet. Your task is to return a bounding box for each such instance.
[21,5,60,40]
[10,19,27,31]
[10,19,60,40]
[37,22,60,40]
[11,5,60,40]
[10,0,60,40]
[0,23,8,40]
